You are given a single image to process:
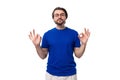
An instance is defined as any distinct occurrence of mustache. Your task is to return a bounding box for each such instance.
[57,18,63,21]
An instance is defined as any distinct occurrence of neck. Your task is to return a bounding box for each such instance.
[56,24,66,30]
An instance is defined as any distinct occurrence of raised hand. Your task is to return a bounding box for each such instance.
[29,29,42,47]
[78,28,90,45]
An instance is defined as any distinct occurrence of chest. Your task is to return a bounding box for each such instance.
[47,33,75,47]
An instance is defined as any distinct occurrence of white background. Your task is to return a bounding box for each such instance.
[0,0,120,80]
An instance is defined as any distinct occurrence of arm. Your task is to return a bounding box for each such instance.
[29,29,48,59]
[74,43,87,58]
[35,46,48,59]
[74,28,90,58]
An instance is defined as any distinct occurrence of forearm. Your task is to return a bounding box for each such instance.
[74,43,87,58]
[35,46,48,59]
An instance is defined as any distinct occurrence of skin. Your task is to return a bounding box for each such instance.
[29,9,90,59]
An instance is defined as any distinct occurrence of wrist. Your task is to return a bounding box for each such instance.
[35,44,40,48]
[81,42,87,46]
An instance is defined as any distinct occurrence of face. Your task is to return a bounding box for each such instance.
[53,10,67,25]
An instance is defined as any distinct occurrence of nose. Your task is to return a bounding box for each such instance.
[58,15,62,18]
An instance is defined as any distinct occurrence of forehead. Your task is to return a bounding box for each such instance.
[54,10,65,14]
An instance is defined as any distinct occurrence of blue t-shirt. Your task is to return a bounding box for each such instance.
[41,27,81,76]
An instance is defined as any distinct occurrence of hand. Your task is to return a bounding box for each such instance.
[78,28,90,45]
[29,29,42,47]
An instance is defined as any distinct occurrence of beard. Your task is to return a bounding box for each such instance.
[54,18,65,25]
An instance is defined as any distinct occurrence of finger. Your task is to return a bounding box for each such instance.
[86,29,90,37]
[37,34,41,40]
[29,32,33,40]
[28,34,32,40]
[84,28,87,33]
[79,33,84,38]
[36,34,40,38]
[30,31,32,36]
[84,28,90,36]
[33,29,35,36]
[86,29,89,35]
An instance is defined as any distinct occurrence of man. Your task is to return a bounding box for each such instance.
[29,7,90,80]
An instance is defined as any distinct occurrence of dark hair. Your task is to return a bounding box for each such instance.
[52,7,68,19]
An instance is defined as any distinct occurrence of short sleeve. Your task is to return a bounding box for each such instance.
[74,32,81,47]
[41,33,49,48]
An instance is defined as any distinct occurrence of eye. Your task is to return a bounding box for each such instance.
[54,13,65,17]
[54,14,59,17]
[60,13,65,16]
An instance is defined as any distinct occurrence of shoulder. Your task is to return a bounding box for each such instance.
[66,27,78,34]
[43,28,56,37]
[44,28,55,34]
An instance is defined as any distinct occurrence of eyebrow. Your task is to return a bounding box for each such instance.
[54,13,65,15]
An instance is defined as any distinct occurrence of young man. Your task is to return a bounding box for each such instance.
[29,7,90,80]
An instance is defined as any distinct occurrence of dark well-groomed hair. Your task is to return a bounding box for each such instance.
[52,7,68,19]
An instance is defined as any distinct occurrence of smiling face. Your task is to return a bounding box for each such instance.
[53,10,67,26]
